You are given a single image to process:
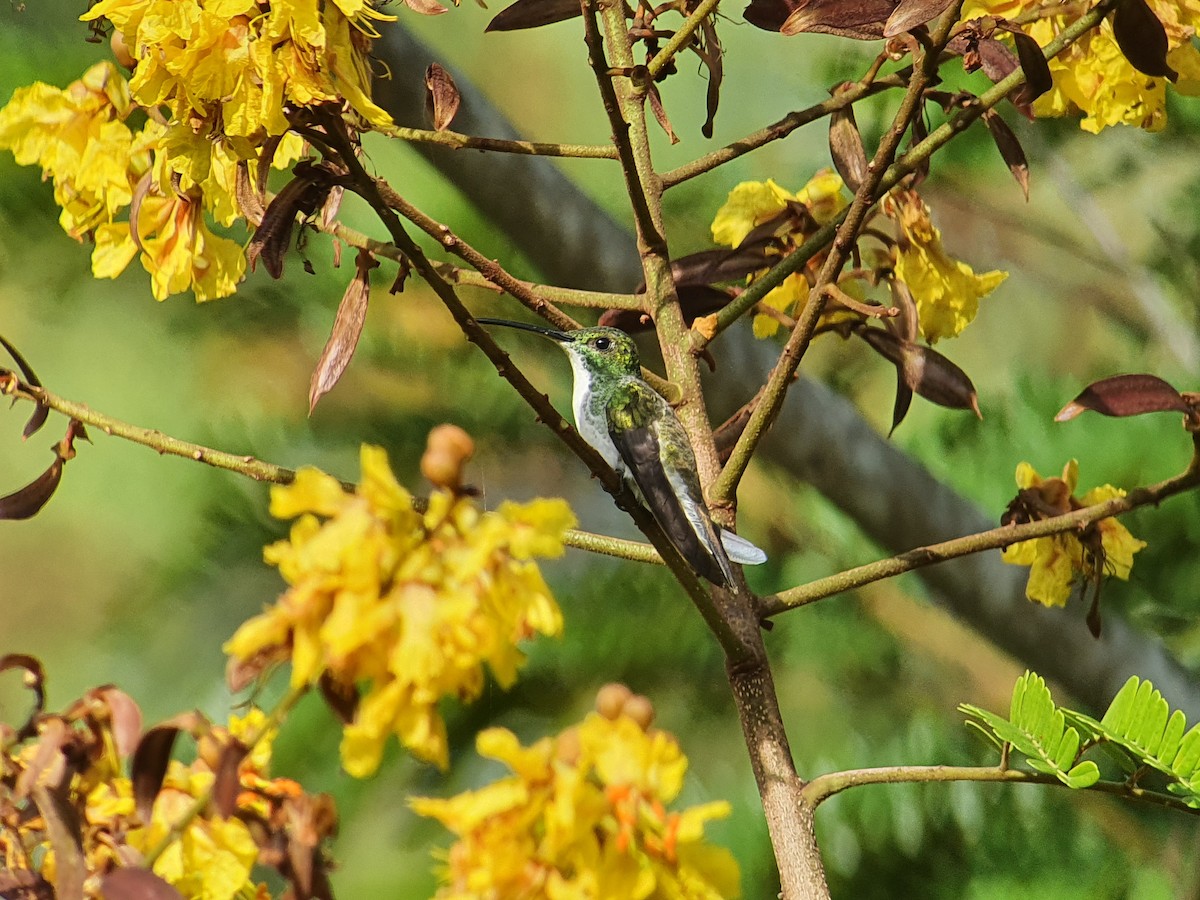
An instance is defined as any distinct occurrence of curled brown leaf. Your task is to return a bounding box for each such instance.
[425,63,462,132]
[1055,373,1190,421]
[309,250,378,415]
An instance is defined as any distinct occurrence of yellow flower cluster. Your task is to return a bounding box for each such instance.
[224,445,575,776]
[964,0,1200,132]
[710,172,849,338]
[0,62,248,301]
[83,740,265,899]
[1002,460,1147,607]
[0,0,398,301]
[887,190,1007,343]
[411,687,741,899]
[708,176,1006,344]
[81,0,394,141]
[5,703,308,900]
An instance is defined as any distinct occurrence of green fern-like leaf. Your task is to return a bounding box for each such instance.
[959,671,1100,789]
[1061,676,1200,807]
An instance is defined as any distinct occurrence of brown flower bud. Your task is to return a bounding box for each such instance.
[595,682,633,720]
[420,424,475,491]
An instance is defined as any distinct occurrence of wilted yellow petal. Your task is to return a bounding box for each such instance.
[891,192,1007,342]
[271,467,348,519]
[710,179,795,248]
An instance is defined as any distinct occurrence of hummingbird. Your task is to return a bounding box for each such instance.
[477,317,766,586]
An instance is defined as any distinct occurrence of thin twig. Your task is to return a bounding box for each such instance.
[646,0,722,79]
[0,371,662,563]
[660,74,906,188]
[801,763,1200,814]
[382,124,620,159]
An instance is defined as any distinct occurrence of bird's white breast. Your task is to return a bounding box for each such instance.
[567,353,624,474]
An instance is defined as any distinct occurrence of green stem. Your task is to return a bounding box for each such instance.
[802,763,1200,814]
[381,124,619,159]
[0,371,660,563]
[646,0,722,79]
[660,73,904,188]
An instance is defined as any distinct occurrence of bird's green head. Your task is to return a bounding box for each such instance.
[478,319,640,378]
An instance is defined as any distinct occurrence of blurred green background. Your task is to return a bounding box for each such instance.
[2,0,1199,896]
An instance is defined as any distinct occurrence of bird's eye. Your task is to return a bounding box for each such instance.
[594,337,611,351]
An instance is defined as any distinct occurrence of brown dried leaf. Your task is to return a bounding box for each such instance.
[672,242,775,286]
[859,327,982,427]
[15,718,68,800]
[309,251,377,415]
[0,335,49,438]
[0,871,54,899]
[883,0,951,36]
[1113,0,1176,78]
[424,63,461,132]
[486,0,579,30]
[235,161,266,227]
[99,869,186,900]
[282,794,339,900]
[213,739,249,818]
[0,654,46,739]
[698,17,724,138]
[909,104,929,185]
[0,455,64,520]
[248,170,333,280]
[1008,29,1053,105]
[32,780,85,900]
[132,712,208,825]
[780,0,896,38]
[405,0,449,14]
[829,100,869,192]
[1055,373,1189,421]
[95,686,144,758]
[647,84,679,145]
[982,109,1029,200]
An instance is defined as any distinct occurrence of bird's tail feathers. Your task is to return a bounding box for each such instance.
[719,529,767,566]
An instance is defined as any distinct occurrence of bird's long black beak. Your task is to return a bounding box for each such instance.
[476,317,572,342]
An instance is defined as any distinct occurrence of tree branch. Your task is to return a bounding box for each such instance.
[800,763,1200,814]
[761,464,1200,616]
[382,123,619,159]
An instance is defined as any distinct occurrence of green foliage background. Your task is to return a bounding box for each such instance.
[1,0,1199,896]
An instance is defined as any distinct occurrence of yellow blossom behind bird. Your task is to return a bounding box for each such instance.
[223,443,575,776]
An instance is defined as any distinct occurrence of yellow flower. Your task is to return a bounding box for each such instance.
[224,443,574,775]
[1001,460,1147,608]
[963,0,1200,131]
[92,190,246,301]
[888,190,1007,342]
[0,61,143,238]
[710,172,852,338]
[710,178,797,248]
[411,690,741,899]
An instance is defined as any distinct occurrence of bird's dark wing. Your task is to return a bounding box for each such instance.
[606,380,732,585]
